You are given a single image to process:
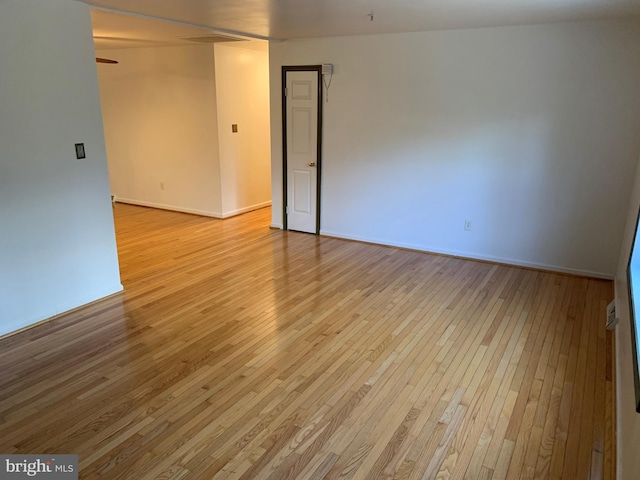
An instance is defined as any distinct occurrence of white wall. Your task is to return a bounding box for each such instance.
[615,156,640,479]
[97,45,223,216]
[0,0,122,336]
[97,42,272,219]
[270,20,640,277]
[214,43,272,217]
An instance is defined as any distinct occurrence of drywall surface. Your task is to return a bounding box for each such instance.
[615,156,640,479]
[0,0,122,335]
[270,20,640,277]
[96,45,223,216]
[214,43,272,217]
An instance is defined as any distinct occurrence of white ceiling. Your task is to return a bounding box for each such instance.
[82,0,640,41]
[92,10,262,49]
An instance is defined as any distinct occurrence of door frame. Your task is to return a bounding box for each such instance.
[282,65,323,234]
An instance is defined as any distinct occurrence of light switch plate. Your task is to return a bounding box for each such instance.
[75,143,86,159]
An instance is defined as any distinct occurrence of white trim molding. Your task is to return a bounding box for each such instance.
[115,198,271,219]
[0,283,124,338]
[221,201,272,218]
[320,229,614,280]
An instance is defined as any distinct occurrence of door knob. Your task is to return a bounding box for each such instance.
[308,162,316,167]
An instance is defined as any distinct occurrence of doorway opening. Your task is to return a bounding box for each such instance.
[92,9,272,223]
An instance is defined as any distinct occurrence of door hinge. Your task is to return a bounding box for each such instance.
[284,87,287,97]
[286,206,289,214]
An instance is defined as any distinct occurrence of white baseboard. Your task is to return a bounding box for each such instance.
[57,284,124,315]
[115,198,271,219]
[319,229,614,280]
[0,283,124,338]
[221,201,272,218]
[115,198,224,218]
[615,324,623,477]
[270,223,284,229]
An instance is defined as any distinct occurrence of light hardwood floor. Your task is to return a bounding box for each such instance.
[0,204,615,479]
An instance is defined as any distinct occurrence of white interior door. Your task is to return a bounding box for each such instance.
[286,70,318,233]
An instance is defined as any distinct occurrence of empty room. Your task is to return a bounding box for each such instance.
[2,0,640,479]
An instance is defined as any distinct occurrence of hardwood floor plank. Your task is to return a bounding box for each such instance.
[0,204,615,479]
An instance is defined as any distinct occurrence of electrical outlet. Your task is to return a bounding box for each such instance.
[464,220,472,231]
[160,182,165,190]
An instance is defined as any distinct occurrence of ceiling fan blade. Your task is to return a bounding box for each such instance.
[96,57,118,64]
